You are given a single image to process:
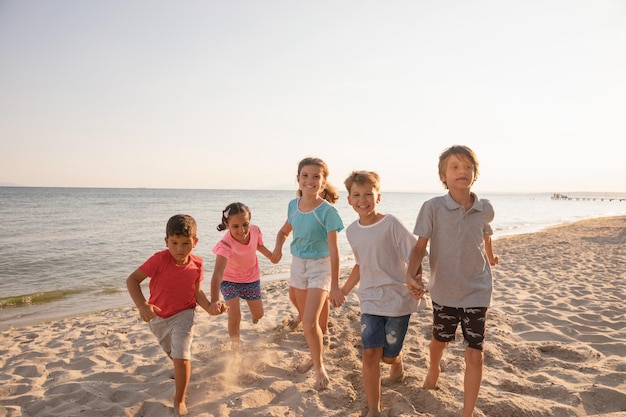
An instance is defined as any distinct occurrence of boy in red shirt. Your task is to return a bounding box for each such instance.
[127,214,226,416]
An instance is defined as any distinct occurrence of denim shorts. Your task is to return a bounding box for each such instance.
[221,279,262,301]
[289,256,332,291]
[361,313,411,359]
[148,308,195,360]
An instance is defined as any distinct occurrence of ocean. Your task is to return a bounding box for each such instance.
[1,186,625,329]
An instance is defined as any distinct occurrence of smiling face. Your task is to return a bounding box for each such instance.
[347,182,380,219]
[440,154,476,191]
[297,164,326,198]
[165,234,198,265]
[225,211,251,244]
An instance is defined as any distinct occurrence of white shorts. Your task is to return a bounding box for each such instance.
[289,256,332,291]
[148,308,195,360]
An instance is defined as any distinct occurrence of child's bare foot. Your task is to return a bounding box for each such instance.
[365,411,381,417]
[382,360,405,385]
[288,316,301,330]
[423,366,440,389]
[296,358,314,374]
[382,370,406,386]
[173,400,188,416]
[390,359,405,381]
[313,365,330,391]
[231,338,241,353]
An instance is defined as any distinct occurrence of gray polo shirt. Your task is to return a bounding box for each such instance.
[413,192,494,308]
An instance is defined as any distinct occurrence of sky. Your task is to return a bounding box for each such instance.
[1,1,625,194]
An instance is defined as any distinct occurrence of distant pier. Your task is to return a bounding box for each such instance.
[551,193,625,202]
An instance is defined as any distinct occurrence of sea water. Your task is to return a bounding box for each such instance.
[1,187,624,328]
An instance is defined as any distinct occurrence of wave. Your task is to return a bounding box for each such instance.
[0,289,84,309]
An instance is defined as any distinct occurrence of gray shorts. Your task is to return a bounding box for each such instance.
[149,308,195,360]
[289,255,332,291]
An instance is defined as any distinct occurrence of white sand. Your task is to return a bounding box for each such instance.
[1,216,625,416]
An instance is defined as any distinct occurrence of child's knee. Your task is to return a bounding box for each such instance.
[465,347,484,366]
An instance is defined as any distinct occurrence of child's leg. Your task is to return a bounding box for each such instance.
[462,347,483,417]
[155,309,194,416]
[363,347,383,417]
[172,358,190,416]
[382,352,404,382]
[459,307,487,417]
[289,286,301,323]
[424,338,447,389]
[379,315,410,384]
[319,296,329,334]
[246,299,264,324]
[298,287,329,390]
[225,297,242,349]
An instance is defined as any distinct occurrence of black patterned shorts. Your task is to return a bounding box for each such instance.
[431,301,487,350]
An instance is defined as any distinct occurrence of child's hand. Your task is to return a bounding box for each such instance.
[138,304,161,322]
[490,255,499,266]
[329,287,345,308]
[270,250,282,264]
[209,301,228,315]
[406,274,426,301]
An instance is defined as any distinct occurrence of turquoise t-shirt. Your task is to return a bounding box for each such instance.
[287,198,344,259]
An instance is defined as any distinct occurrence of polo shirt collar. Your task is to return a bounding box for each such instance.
[444,192,485,212]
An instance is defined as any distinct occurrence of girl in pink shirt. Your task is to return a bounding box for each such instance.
[209,202,276,351]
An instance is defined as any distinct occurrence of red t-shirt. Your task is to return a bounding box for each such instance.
[139,249,204,318]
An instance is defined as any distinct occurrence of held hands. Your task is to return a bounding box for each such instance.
[270,250,282,264]
[137,303,161,322]
[208,301,228,316]
[406,274,426,301]
[329,287,346,308]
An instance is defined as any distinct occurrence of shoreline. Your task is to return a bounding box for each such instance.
[1,213,623,331]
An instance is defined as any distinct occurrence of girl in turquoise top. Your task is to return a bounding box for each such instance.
[272,157,345,391]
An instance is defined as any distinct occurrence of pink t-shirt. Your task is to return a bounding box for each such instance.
[139,249,204,318]
[212,225,264,283]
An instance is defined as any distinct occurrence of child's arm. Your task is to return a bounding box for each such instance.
[484,235,499,266]
[271,221,292,263]
[196,281,226,315]
[208,255,229,315]
[126,269,161,322]
[194,282,211,312]
[327,229,345,308]
[341,264,360,297]
[405,237,428,300]
[257,244,277,264]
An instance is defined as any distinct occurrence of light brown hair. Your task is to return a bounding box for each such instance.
[296,157,339,203]
[438,145,480,189]
[343,170,381,193]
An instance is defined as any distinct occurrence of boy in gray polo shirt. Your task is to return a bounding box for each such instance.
[406,145,499,417]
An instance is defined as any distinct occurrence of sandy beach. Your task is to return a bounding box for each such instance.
[1,216,625,417]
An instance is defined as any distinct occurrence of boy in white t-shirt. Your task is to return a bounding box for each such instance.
[340,170,423,417]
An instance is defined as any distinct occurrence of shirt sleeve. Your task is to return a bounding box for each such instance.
[212,239,232,259]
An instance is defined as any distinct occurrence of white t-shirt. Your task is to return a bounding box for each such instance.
[346,214,418,316]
